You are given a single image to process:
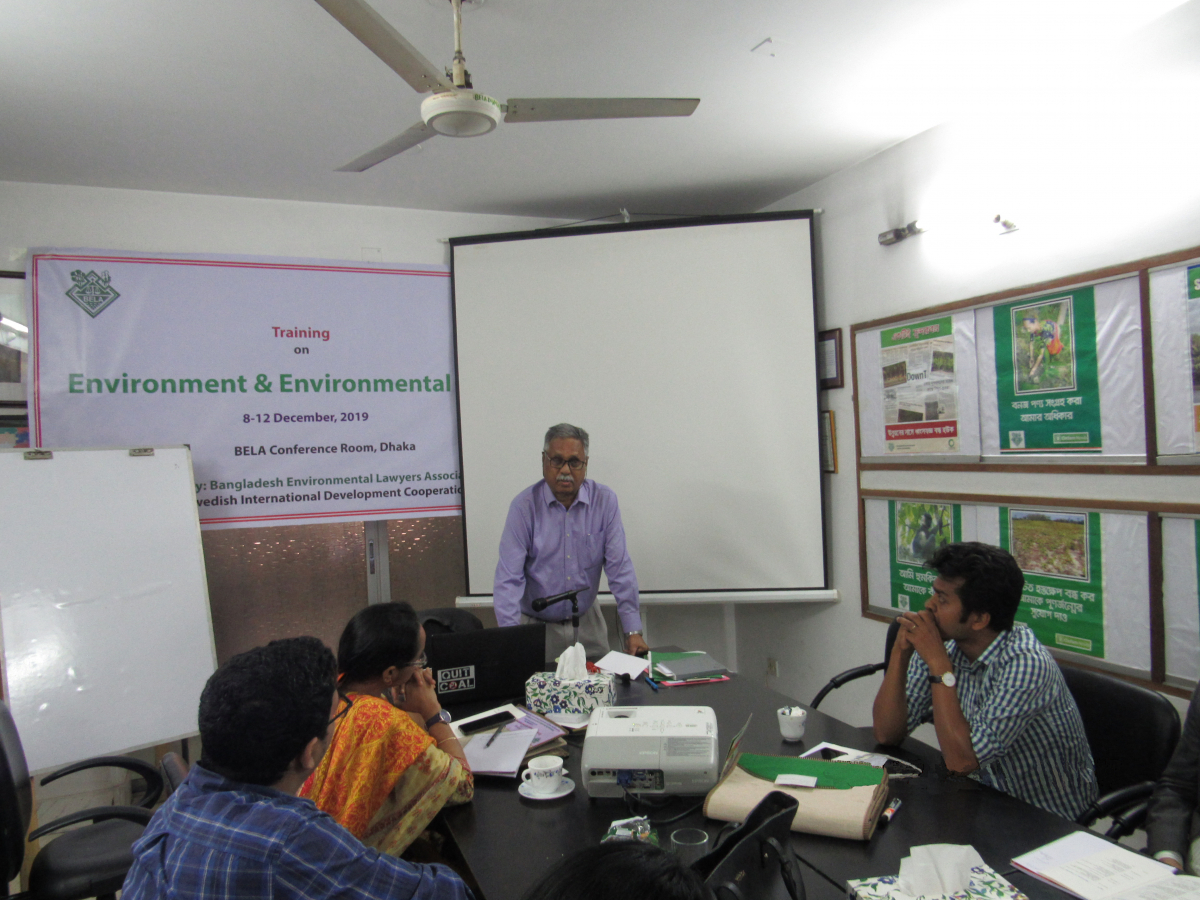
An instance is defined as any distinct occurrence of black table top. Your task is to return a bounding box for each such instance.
[442,675,1081,900]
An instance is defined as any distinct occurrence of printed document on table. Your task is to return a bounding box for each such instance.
[595,650,649,678]
[1013,831,1194,900]
[463,729,537,777]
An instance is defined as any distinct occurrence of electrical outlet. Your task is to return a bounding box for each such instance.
[766,658,779,677]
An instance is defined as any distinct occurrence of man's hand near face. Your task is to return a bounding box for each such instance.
[897,609,953,677]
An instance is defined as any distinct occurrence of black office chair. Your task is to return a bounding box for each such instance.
[0,700,163,900]
[811,620,901,709]
[1060,665,1181,837]
[421,607,484,636]
[160,751,190,796]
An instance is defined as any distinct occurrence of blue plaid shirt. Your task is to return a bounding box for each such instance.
[906,623,1097,820]
[122,764,473,900]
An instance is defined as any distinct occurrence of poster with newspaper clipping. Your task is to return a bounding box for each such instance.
[880,317,959,453]
[993,287,1102,453]
[1189,265,1200,450]
[1000,507,1104,658]
[888,500,962,611]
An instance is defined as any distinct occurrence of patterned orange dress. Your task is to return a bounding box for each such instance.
[300,693,474,856]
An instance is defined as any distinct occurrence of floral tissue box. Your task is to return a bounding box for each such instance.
[525,672,616,716]
[847,864,1029,900]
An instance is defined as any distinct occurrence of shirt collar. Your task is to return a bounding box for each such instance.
[949,627,1010,671]
[539,478,591,509]
[187,762,300,802]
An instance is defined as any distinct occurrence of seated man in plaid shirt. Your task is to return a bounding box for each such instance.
[872,541,1097,820]
[123,637,472,900]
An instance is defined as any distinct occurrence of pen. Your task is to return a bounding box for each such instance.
[485,723,505,747]
[642,674,660,692]
[879,797,902,825]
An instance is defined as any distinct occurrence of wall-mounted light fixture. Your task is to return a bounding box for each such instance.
[878,220,925,246]
[993,214,1018,235]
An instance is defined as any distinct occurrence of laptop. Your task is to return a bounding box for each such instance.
[425,623,547,705]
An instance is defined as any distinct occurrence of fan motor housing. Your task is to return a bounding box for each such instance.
[421,91,502,137]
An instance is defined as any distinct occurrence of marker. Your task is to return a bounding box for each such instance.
[879,797,902,826]
[642,674,661,692]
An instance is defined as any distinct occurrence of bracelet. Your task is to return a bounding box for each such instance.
[436,736,460,745]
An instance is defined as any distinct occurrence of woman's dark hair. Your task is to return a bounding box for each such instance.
[337,601,422,681]
[520,841,712,900]
[929,541,1024,632]
[198,636,336,786]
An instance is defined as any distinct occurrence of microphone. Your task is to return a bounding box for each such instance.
[531,587,586,612]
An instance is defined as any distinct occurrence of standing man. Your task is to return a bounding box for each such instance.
[872,541,1096,820]
[494,423,647,660]
[122,637,471,900]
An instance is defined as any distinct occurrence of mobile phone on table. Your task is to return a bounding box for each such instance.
[459,711,517,735]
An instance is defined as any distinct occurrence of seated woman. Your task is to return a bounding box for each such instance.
[301,602,473,856]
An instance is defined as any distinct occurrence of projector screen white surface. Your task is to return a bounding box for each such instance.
[452,214,823,596]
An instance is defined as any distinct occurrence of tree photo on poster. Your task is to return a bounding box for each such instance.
[1001,507,1104,658]
[993,287,1101,453]
[888,500,962,611]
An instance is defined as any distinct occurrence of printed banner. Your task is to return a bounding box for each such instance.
[1000,507,1104,658]
[880,317,960,453]
[29,251,461,529]
[887,500,962,610]
[1188,266,1200,451]
[993,287,1102,452]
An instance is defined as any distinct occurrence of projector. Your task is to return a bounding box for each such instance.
[581,706,719,798]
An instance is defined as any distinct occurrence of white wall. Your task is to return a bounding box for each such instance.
[748,117,1200,728]
[0,180,563,270]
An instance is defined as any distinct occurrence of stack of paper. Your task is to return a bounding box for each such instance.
[1012,832,1200,900]
[649,651,730,686]
[455,704,569,776]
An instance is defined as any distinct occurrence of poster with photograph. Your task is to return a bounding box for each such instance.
[1000,507,1104,658]
[993,287,1102,453]
[880,316,960,453]
[1188,265,1200,451]
[888,500,962,610]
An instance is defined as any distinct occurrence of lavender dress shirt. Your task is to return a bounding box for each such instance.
[493,479,641,633]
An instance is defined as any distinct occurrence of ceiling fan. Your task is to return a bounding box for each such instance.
[314,0,700,171]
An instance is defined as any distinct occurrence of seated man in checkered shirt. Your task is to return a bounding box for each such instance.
[872,541,1097,819]
[123,637,472,900]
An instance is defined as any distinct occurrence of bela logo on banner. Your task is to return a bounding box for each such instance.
[437,665,475,693]
[66,270,121,318]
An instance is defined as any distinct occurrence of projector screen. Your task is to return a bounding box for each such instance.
[451,212,823,598]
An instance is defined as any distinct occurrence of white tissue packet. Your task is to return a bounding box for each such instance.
[898,844,986,897]
[555,643,588,680]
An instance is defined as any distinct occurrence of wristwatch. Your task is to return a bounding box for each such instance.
[425,709,452,730]
[624,630,643,638]
[928,670,957,688]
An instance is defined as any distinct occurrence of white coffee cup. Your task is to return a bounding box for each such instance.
[777,706,807,742]
[521,755,564,794]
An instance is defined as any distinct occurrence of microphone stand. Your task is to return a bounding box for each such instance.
[531,587,586,648]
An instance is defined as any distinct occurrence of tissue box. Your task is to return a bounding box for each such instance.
[525,672,616,715]
[847,864,1027,900]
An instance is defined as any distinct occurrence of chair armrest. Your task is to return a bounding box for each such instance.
[1106,800,1150,840]
[29,804,154,841]
[810,662,886,709]
[41,755,164,809]
[1075,781,1154,827]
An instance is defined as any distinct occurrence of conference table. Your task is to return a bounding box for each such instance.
[441,674,1085,900]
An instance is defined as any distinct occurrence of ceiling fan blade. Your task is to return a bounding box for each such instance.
[314,0,453,94]
[336,122,437,172]
[503,98,700,123]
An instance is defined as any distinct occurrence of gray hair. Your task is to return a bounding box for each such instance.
[543,423,589,455]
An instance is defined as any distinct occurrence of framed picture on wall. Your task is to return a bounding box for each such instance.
[0,274,27,404]
[820,410,837,473]
[817,328,844,389]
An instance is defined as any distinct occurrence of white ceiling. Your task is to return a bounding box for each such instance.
[0,0,1194,222]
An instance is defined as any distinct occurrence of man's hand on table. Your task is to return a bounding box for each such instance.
[625,633,650,657]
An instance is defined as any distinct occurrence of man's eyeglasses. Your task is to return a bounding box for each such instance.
[328,692,354,727]
[543,453,587,471]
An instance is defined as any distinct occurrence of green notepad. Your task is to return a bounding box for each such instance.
[737,753,884,790]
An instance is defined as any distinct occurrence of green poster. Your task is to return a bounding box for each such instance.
[1188,266,1200,451]
[1000,507,1104,658]
[993,286,1102,453]
[887,500,962,611]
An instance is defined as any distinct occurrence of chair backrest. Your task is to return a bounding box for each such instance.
[160,751,190,795]
[1060,665,1181,795]
[421,607,484,636]
[0,701,32,883]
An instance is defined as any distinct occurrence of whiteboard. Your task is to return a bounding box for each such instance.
[0,446,216,772]
[451,212,824,597]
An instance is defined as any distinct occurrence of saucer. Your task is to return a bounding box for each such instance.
[518,776,575,801]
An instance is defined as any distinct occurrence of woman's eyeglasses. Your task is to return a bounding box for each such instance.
[328,692,354,727]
